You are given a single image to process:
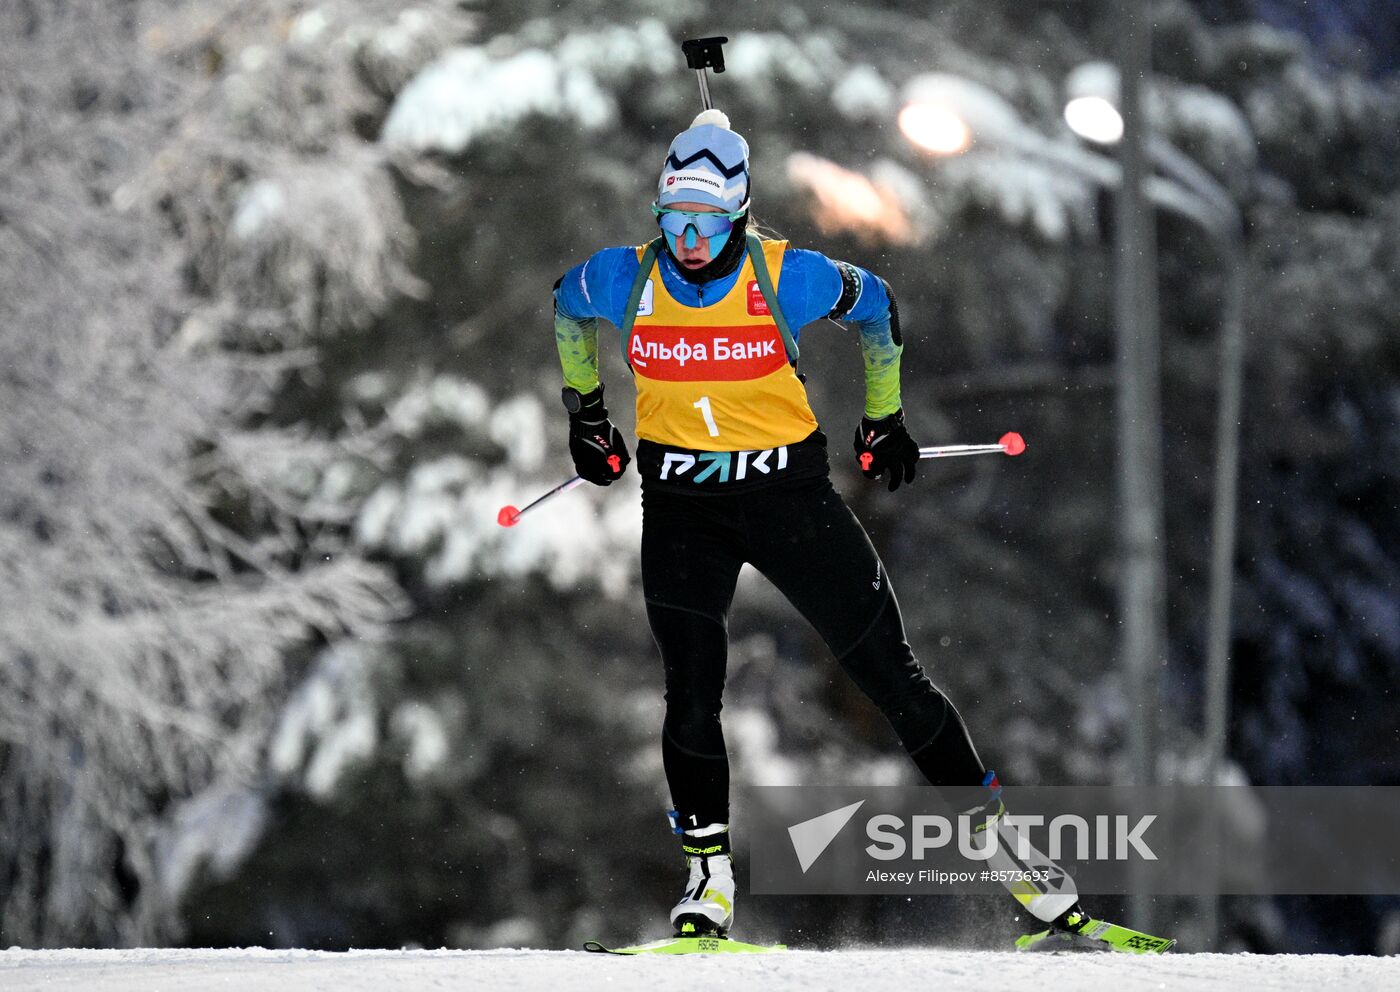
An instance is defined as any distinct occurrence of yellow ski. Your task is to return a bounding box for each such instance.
[583,935,787,955]
[1016,915,1175,954]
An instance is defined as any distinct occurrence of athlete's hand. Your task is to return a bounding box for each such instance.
[564,385,630,486]
[854,409,919,492]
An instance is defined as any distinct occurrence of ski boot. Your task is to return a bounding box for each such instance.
[1016,903,1109,953]
[963,773,1176,954]
[667,814,735,938]
[962,772,1080,925]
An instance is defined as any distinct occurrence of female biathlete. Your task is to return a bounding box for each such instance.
[553,109,1092,947]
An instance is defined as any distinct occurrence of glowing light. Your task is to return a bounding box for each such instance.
[785,153,915,246]
[1063,96,1124,145]
[897,103,973,156]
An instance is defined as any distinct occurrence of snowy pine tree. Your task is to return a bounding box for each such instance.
[0,0,409,945]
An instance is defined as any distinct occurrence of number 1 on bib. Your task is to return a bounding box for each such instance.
[693,396,720,437]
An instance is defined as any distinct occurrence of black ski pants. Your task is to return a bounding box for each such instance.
[641,473,986,828]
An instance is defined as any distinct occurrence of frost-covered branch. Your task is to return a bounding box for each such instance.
[0,0,439,947]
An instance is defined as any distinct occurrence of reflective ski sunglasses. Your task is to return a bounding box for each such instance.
[651,204,748,240]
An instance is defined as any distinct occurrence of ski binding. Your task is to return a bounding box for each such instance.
[1016,909,1175,954]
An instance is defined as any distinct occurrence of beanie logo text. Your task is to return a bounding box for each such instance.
[663,169,725,194]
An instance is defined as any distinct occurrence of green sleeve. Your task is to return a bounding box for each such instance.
[554,311,600,394]
[857,320,903,419]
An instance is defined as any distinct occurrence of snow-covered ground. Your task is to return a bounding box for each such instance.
[2,947,1396,991]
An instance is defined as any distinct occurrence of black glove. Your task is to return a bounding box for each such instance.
[854,409,919,492]
[564,385,630,486]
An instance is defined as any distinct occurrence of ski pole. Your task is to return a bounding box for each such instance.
[918,431,1026,460]
[496,471,594,528]
[681,37,728,111]
[860,432,1024,472]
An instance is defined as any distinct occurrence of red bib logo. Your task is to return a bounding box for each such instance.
[629,325,786,382]
[747,281,770,316]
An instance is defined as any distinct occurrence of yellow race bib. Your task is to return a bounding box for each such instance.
[628,239,819,451]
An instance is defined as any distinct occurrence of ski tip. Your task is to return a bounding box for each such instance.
[1014,929,1050,952]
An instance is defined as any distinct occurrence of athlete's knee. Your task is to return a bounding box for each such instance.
[663,682,724,731]
[865,667,950,729]
[836,596,940,710]
[662,686,726,760]
[649,600,728,740]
